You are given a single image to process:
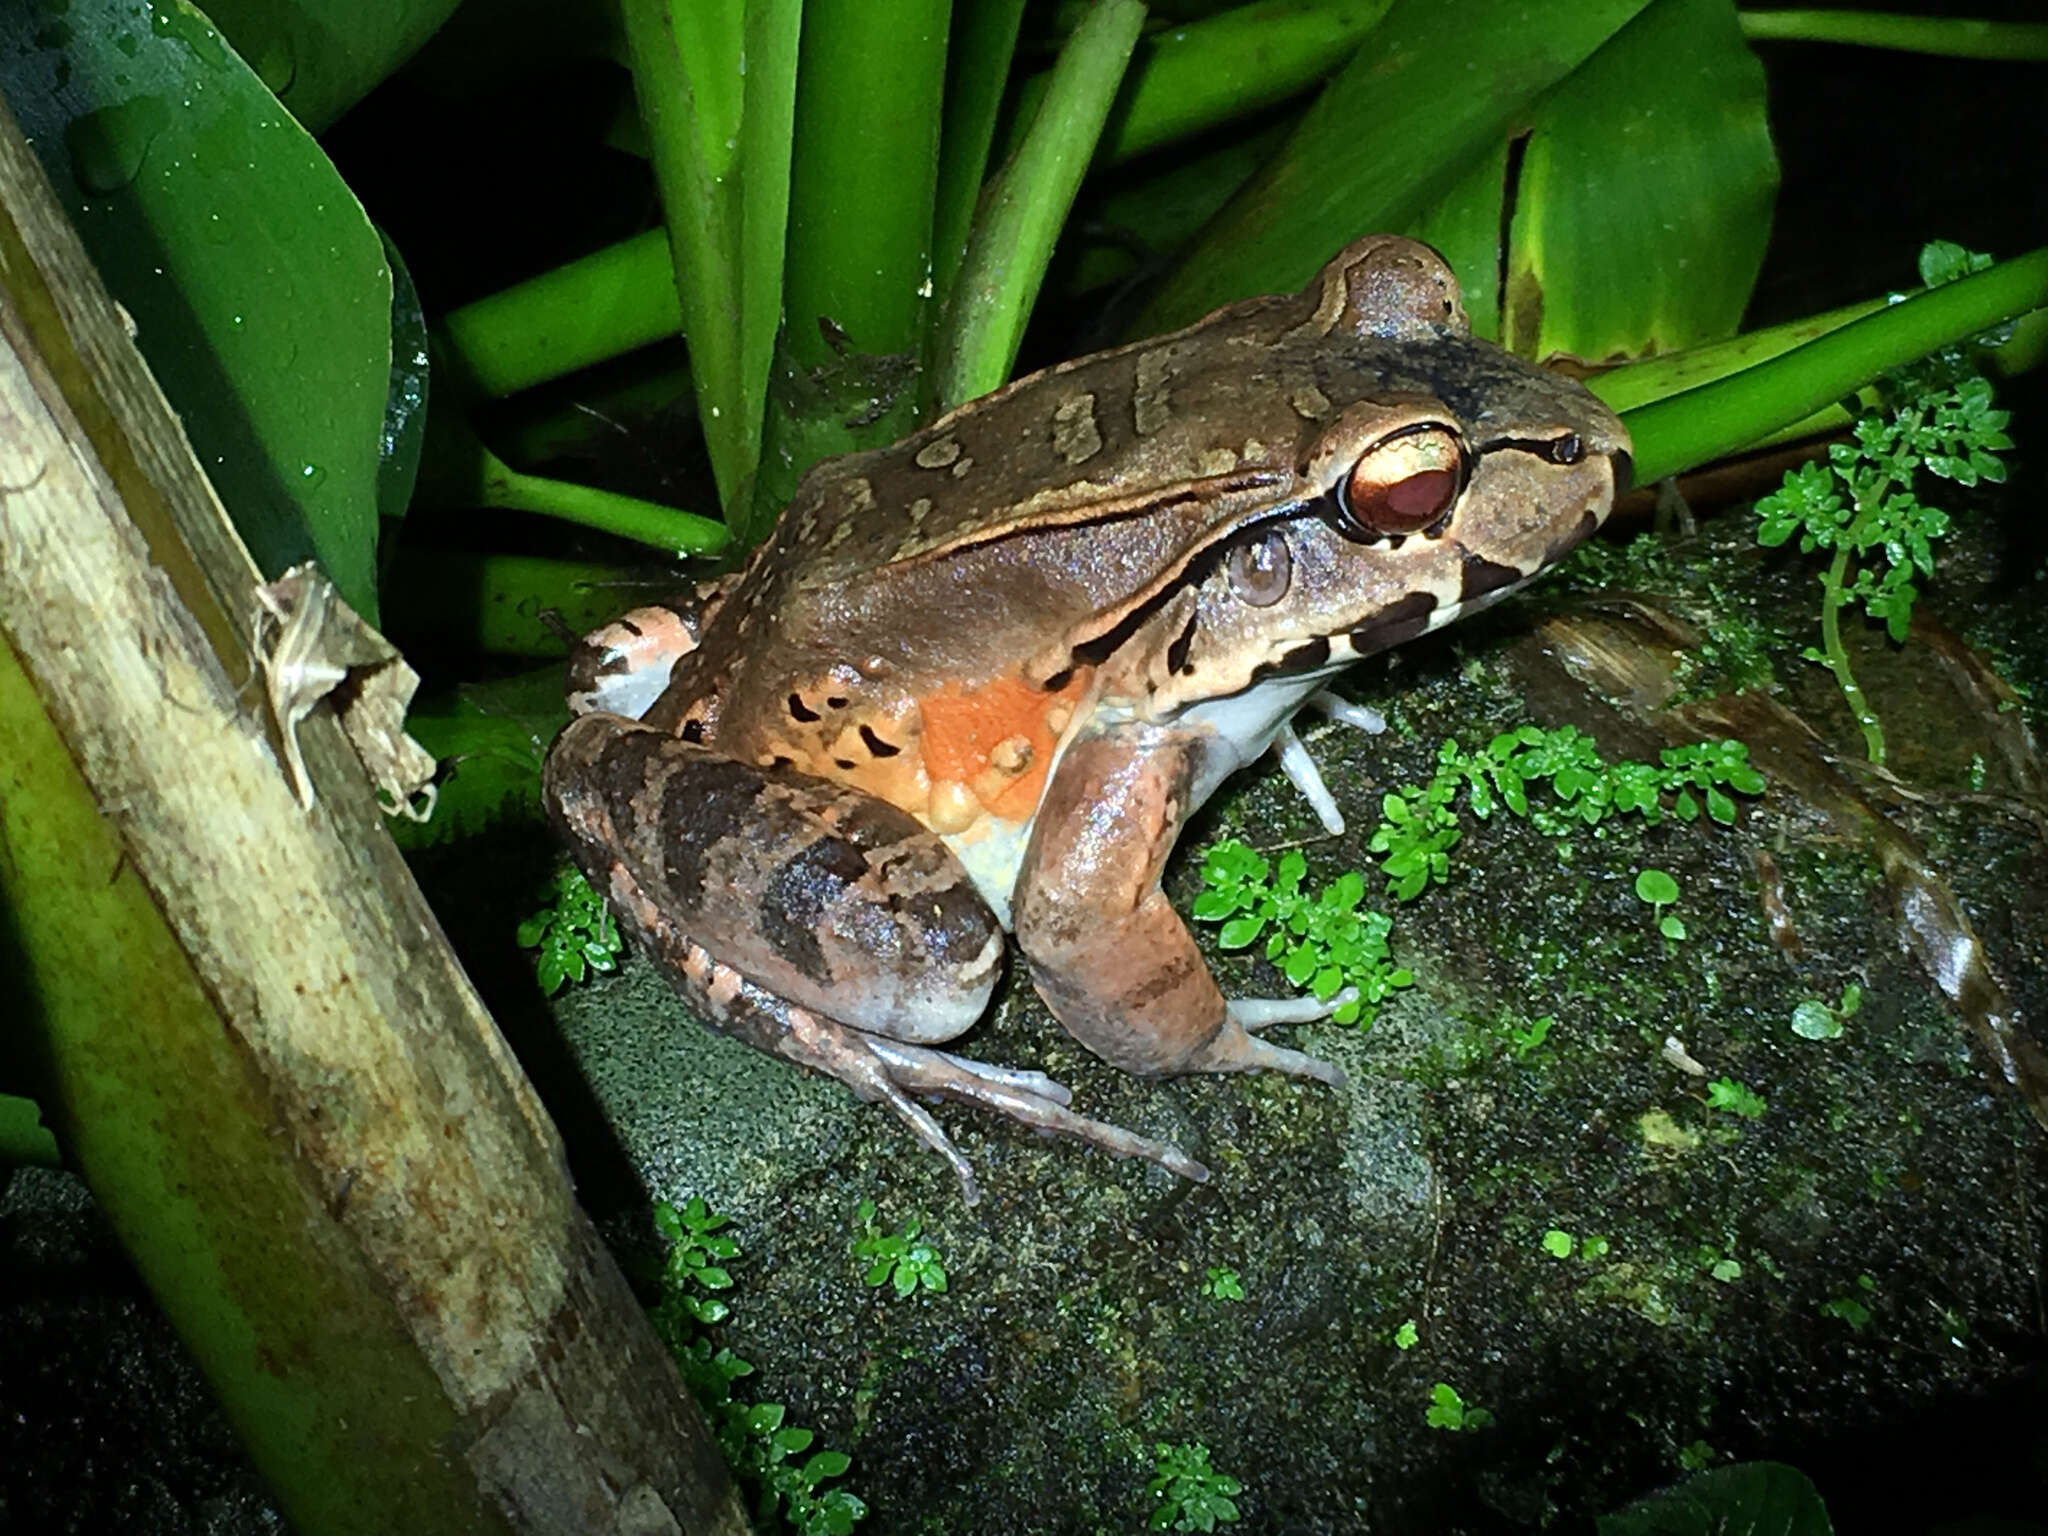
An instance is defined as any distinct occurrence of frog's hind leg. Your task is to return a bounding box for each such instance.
[545,712,1209,1202]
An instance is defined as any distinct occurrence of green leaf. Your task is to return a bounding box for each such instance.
[3,0,394,618]
[1635,869,1681,906]
[1789,1001,1842,1041]
[1502,0,1775,361]
[1139,0,1654,333]
[1597,1461,1833,1536]
[1217,915,1266,949]
[203,0,463,133]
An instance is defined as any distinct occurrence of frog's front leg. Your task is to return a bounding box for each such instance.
[1014,730,1347,1085]
[543,712,1209,1203]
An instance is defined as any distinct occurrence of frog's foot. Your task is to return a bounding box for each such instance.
[668,939,1208,1204]
[865,1039,1212,1198]
[1309,690,1386,735]
[1273,696,1385,835]
[1178,989,1355,1087]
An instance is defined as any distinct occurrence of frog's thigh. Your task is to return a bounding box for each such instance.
[546,713,1002,1040]
[1014,731,1339,1084]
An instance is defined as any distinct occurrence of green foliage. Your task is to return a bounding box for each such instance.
[1367,728,1766,900]
[1504,1013,1556,1060]
[1147,1441,1243,1532]
[1425,1382,1493,1432]
[1599,1461,1832,1536]
[851,1200,948,1297]
[1542,1229,1575,1259]
[1705,1077,1766,1119]
[1192,844,1413,1026]
[1790,983,1862,1041]
[1634,869,1687,940]
[1752,241,2014,763]
[1199,1266,1245,1302]
[648,1199,866,1536]
[1393,1319,1420,1350]
[1820,1274,1877,1331]
[515,867,622,996]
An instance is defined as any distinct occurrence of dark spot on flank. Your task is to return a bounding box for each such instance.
[1166,615,1198,676]
[859,724,900,757]
[787,692,820,722]
[617,618,644,637]
[681,719,706,744]
[759,837,870,984]
[1039,667,1074,693]
[834,758,856,770]
[771,754,795,769]
[826,695,849,709]
[1459,550,1525,604]
[1348,591,1439,657]
[643,753,766,903]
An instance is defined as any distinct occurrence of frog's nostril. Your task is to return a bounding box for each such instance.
[1609,449,1634,497]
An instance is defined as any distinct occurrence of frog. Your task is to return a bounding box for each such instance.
[543,235,1630,1203]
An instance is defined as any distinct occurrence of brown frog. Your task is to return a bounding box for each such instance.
[544,236,1630,1202]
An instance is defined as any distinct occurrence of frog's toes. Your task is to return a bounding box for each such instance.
[1272,722,1346,835]
[866,1039,1210,1190]
[1309,689,1386,735]
[1228,987,1359,1030]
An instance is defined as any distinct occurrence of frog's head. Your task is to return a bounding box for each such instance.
[1092,236,1630,724]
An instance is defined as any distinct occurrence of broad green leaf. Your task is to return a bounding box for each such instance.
[377,230,429,544]
[3,0,392,619]
[1503,0,1776,362]
[1598,1461,1832,1536]
[1137,0,1652,333]
[1407,139,1511,341]
[203,0,461,133]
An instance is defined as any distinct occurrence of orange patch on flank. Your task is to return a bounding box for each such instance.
[917,670,1089,821]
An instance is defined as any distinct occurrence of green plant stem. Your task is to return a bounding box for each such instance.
[439,230,679,398]
[1004,0,1390,168]
[930,0,1029,310]
[1817,540,1885,762]
[747,0,950,539]
[1739,10,2048,60]
[934,0,1146,412]
[1612,245,2048,483]
[477,447,729,557]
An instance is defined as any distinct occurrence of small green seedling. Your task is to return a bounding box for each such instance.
[1821,1273,1878,1330]
[654,1196,739,1324]
[852,1200,948,1297]
[1542,1229,1575,1259]
[1368,728,1765,901]
[1753,240,2013,766]
[1505,1013,1555,1060]
[1425,1382,1492,1431]
[1705,1077,1766,1119]
[1147,1441,1243,1532]
[1581,1235,1611,1261]
[1678,1440,1715,1472]
[649,1198,867,1535]
[1199,1266,1245,1302]
[1194,843,1413,1025]
[1393,1319,1419,1350]
[1791,982,1863,1040]
[517,866,622,994]
[1634,868,1686,940]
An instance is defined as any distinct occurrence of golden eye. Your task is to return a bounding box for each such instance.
[1337,425,1469,538]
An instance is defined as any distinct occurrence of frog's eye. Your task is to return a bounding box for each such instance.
[1227,530,1292,607]
[1337,425,1468,539]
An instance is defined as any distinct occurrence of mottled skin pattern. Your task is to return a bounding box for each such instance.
[545,236,1631,1202]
